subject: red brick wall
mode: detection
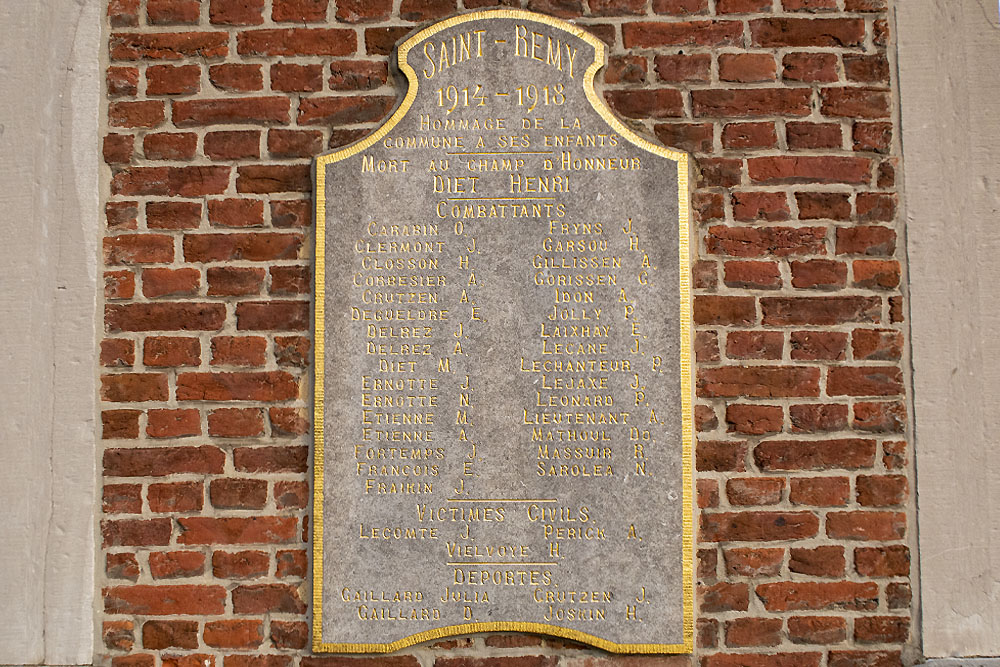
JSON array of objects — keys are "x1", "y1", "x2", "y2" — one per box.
[{"x1": 100, "y1": 0, "x2": 910, "y2": 666}]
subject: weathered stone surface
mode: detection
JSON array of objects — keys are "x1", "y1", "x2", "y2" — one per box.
[{"x1": 315, "y1": 9, "x2": 690, "y2": 653}]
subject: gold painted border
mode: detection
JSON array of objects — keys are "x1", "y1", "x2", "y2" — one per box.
[{"x1": 313, "y1": 8, "x2": 694, "y2": 655}]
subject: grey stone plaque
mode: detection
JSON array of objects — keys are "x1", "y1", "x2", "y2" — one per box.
[{"x1": 313, "y1": 9, "x2": 693, "y2": 654}]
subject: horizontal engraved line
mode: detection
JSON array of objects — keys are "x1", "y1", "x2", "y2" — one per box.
[
  {"x1": 446, "y1": 196, "x2": 556, "y2": 201},
  {"x1": 446, "y1": 562, "x2": 558, "y2": 566},
  {"x1": 446, "y1": 498, "x2": 557, "y2": 503},
  {"x1": 446, "y1": 151, "x2": 552, "y2": 155}
]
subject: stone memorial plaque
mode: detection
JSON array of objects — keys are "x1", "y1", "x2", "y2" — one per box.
[{"x1": 313, "y1": 9, "x2": 693, "y2": 653}]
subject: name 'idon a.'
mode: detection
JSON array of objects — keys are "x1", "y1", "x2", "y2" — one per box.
[{"x1": 421, "y1": 25, "x2": 579, "y2": 79}]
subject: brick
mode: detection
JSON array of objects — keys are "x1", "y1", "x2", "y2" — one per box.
[
  {"x1": 722, "y1": 122, "x2": 777, "y2": 149},
  {"x1": 855, "y1": 616, "x2": 909, "y2": 643},
  {"x1": 723, "y1": 261, "x2": 781, "y2": 289},
  {"x1": 102, "y1": 339, "x2": 135, "y2": 367},
  {"x1": 698, "y1": 479, "x2": 720, "y2": 508},
  {"x1": 821, "y1": 87, "x2": 891, "y2": 119},
  {"x1": 756, "y1": 581, "x2": 878, "y2": 611},
  {"x1": 789, "y1": 476, "x2": 849, "y2": 506},
  {"x1": 694, "y1": 193, "x2": 725, "y2": 222},
  {"x1": 854, "y1": 401, "x2": 906, "y2": 432},
  {"x1": 726, "y1": 331, "x2": 783, "y2": 360},
  {"x1": 836, "y1": 226, "x2": 895, "y2": 255},
  {"x1": 693, "y1": 89, "x2": 811, "y2": 118},
  {"x1": 103, "y1": 519, "x2": 172, "y2": 547},
  {"x1": 148, "y1": 481, "x2": 203, "y2": 513},
  {"x1": 232, "y1": 583, "x2": 307, "y2": 613},
  {"x1": 173, "y1": 97, "x2": 290, "y2": 126},
  {"x1": 604, "y1": 89, "x2": 685, "y2": 120},
  {"x1": 694, "y1": 295, "x2": 755, "y2": 325},
  {"x1": 604, "y1": 55, "x2": 647, "y2": 84},
  {"x1": 209, "y1": 0, "x2": 265, "y2": 25},
  {"x1": 208, "y1": 408, "x2": 265, "y2": 437},
  {"x1": 109, "y1": 0, "x2": 140, "y2": 27},
  {"x1": 271, "y1": 63, "x2": 323, "y2": 93},
  {"x1": 271, "y1": 200, "x2": 311, "y2": 228},
  {"x1": 726, "y1": 404, "x2": 783, "y2": 435},
  {"x1": 796, "y1": 192, "x2": 851, "y2": 220},
  {"x1": 703, "y1": 654, "x2": 821, "y2": 667},
  {"x1": 104, "y1": 134, "x2": 134, "y2": 164},
  {"x1": 276, "y1": 549, "x2": 308, "y2": 578},
  {"x1": 213, "y1": 550, "x2": 269, "y2": 579},
  {"x1": 654, "y1": 123, "x2": 714, "y2": 153},
  {"x1": 238, "y1": 28, "x2": 356, "y2": 56},
  {"x1": 791, "y1": 260, "x2": 848, "y2": 289},
  {"x1": 234, "y1": 445, "x2": 308, "y2": 472},
  {"x1": 696, "y1": 440, "x2": 748, "y2": 472},
  {"x1": 732, "y1": 192, "x2": 789, "y2": 221},
  {"x1": 103, "y1": 410, "x2": 141, "y2": 440},
  {"x1": 365, "y1": 27, "x2": 412, "y2": 55},
  {"x1": 210, "y1": 478, "x2": 268, "y2": 509},
  {"x1": 790, "y1": 545, "x2": 845, "y2": 577},
  {"x1": 855, "y1": 545, "x2": 909, "y2": 578},
  {"x1": 762, "y1": 296, "x2": 880, "y2": 325},
  {"x1": 828, "y1": 366, "x2": 903, "y2": 396},
  {"x1": 142, "y1": 619, "x2": 199, "y2": 649},
  {"x1": 844, "y1": 54, "x2": 890, "y2": 84},
  {"x1": 142, "y1": 268, "x2": 200, "y2": 298},
  {"x1": 110, "y1": 101, "x2": 165, "y2": 128},
  {"x1": 103, "y1": 620, "x2": 135, "y2": 650},
  {"x1": 699, "y1": 582, "x2": 749, "y2": 612},
  {"x1": 144, "y1": 132, "x2": 198, "y2": 160},
  {"x1": 275, "y1": 481, "x2": 309, "y2": 509},
  {"x1": 706, "y1": 225, "x2": 827, "y2": 257},
  {"x1": 699, "y1": 548, "x2": 719, "y2": 581},
  {"x1": 717, "y1": 0, "x2": 771, "y2": 11},
  {"x1": 790, "y1": 331, "x2": 847, "y2": 360},
  {"x1": 854, "y1": 122, "x2": 893, "y2": 153},
  {"x1": 147, "y1": 408, "x2": 201, "y2": 438},
  {"x1": 146, "y1": 201, "x2": 201, "y2": 230},
  {"x1": 177, "y1": 371, "x2": 298, "y2": 401},
  {"x1": 184, "y1": 232, "x2": 302, "y2": 262},
  {"x1": 856, "y1": 475, "x2": 908, "y2": 507},
  {"x1": 177, "y1": 517, "x2": 298, "y2": 545},
  {"x1": 853, "y1": 259, "x2": 900, "y2": 289},
  {"x1": 268, "y1": 408, "x2": 309, "y2": 435},
  {"x1": 400, "y1": 0, "x2": 457, "y2": 20},
  {"x1": 273, "y1": 0, "x2": 328, "y2": 21},
  {"x1": 789, "y1": 404, "x2": 848, "y2": 432},
  {"x1": 236, "y1": 301, "x2": 310, "y2": 330},
  {"x1": 623, "y1": 21, "x2": 743, "y2": 48},
  {"x1": 111, "y1": 166, "x2": 230, "y2": 197},
  {"x1": 270, "y1": 620, "x2": 309, "y2": 649},
  {"x1": 886, "y1": 583, "x2": 910, "y2": 610},
  {"x1": 210, "y1": 63, "x2": 263, "y2": 92},
  {"x1": 205, "y1": 130, "x2": 261, "y2": 160},
  {"x1": 270, "y1": 265, "x2": 311, "y2": 294},
  {"x1": 783, "y1": 52, "x2": 839, "y2": 82},
  {"x1": 701, "y1": 511, "x2": 818, "y2": 541},
  {"x1": 101, "y1": 373, "x2": 168, "y2": 402},
  {"x1": 724, "y1": 617, "x2": 782, "y2": 647},
  {"x1": 237, "y1": 165, "x2": 311, "y2": 193},
  {"x1": 110, "y1": 32, "x2": 229, "y2": 60},
  {"x1": 882, "y1": 441, "x2": 907, "y2": 470},
  {"x1": 207, "y1": 267, "x2": 267, "y2": 296},
  {"x1": 107, "y1": 553, "x2": 140, "y2": 581},
  {"x1": 143, "y1": 336, "x2": 201, "y2": 367},
  {"x1": 788, "y1": 616, "x2": 847, "y2": 644},
  {"x1": 787, "y1": 122, "x2": 842, "y2": 150},
  {"x1": 328, "y1": 60, "x2": 388, "y2": 92},
  {"x1": 166, "y1": 657, "x2": 224, "y2": 667},
  {"x1": 208, "y1": 199, "x2": 264, "y2": 228},
  {"x1": 852, "y1": 329, "x2": 902, "y2": 361},
  {"x1": 204, "y1": 620, "x2": 264, "y2": 649},
  {"x1": 105, "y1": 186, "x2": 139, "y2": 213},
  {"x1": 749, "y1": 156, "x2": 871, "y2": 184},
  {"x1": 336, "y1": 0, "x2": 391, "y2": 21},
  {"x1": 147, "y1": 64, "x2": 200, "y2": 95},
  {"x1": 653, "y1": 0, "x2": 708, "y2": 13},
  {"x1": 654, "y1": 54, "x2": 711, "y2": 83},
  {"x1": 723, "y1": 547, "x2": 783, "y2": 577},
  {"x1": 104, "y1": 484, "x2": 143, "y2": 514},
  {"x1": 104, "y1": 446, "x2": 225, "y2": 477},
  {"x1": 268, "y1": 129, "x2": 323, "y2": 158},
  {"x1": 726, "y1": 477, "x2": 784, "y2": 505},
  {"x1": 784, "y1": 0, "x2": 837, "y2": 9},
  {"x1": 695, "y1": 331, "x2": 720, "y2": 362},
  {"x1": 756, "y1": 439, "x2": 875, "y2": 471},
  {"x1": 719, "y1": 54, "x2": 776, "y2": 82},
  {"x1": 105, "y1": 585, "x2": 226, "y2": 615},
  {"x1": 829, "y1": 651, "x2": 902, "y2": 667},
  {"x1": 698, "y1": 366, "x2": 820, "y2": 398},
  {"x1": 827, "y1": 511, "x2": 906, "y2": 540},
  {"x1": 113, "y1": 657, "x2": 155, "y2": 667},
  {"x1": 107, "y1": 303, "x2": 225, "y2": 332},
  {"x1": 149, "y1": 551, "x2": 206, "y2": 579},
  {"x1": 104, "y1": 234, "x2": 173, "y2": 265},
  {"x1": 751, "y1": 18, "x2": 865, "y2": 47},
  {"x1": 105, "y1": 271, "x2": 136, "y2": 299},
  {"x1": 274, "y1": 336, "x2": 310, "y2": 366},
  {"x1": 211, "y1": 336, "x2": 267, "y2": 366},
  {"x1": 698, "y1": 158, "x2": 742, "y2": 187}
]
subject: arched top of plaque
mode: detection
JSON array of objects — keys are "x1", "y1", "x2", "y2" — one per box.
[{"x1": 314, "y1": 8, "x2": 693, "y2": 657}]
